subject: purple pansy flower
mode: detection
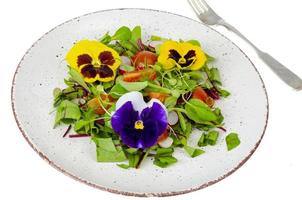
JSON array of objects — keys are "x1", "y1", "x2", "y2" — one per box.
[{"x1": 111, "y1": 92, "x2": 168, "y2": 149}]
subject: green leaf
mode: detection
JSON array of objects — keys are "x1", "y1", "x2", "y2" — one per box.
[
  {"x1": 207, "y1": 130, "x2": 219, "y2": 146},
  {"x1": 128, "y1": 153, "x2": 141, "y2": 168},
  {"x1": 99, "y1": 32, "x2": 112, "y2": 44},
  {"x1": 119, "y1": 80, "x2": 148, "y2": 91},
  {"x1": 186, "y1": 40, "x2": 201, "y2": 47},
  {"x1": 117, "y1": 163, "x2": 131, "y2": 169},
  {"x1": 215, "y1": 86, "x2": 231, "y2": 98},
  {"x1": 226, "y1": 133, "x2": 241, "y2": 151},
  {"x1": 153, "y1": 156, "x2": 177, "y2": 168},
  {"x1": 177, "y1": 112, "x2": 187, "y2": 133},
  {"x1": 209, "y1": 68, "x2": 221, "y2": 85},
  {"x1": 111, "y1": 26, "x2": 132, "y2": 41},
  {"x1": 184, "y1": 146, "x2": 205, "y2": 158},
  {"x1": 146, "y1": 82, "x2": 171, "y2": 94},
  {"x1": 187, "y1": 71, "x2": 204, "y2": 80},
  {"x1": 185, "y1": 99, "x2": 218, "y2": 123},
  {"x1": 156, "y1": 147, "x2": 174, "y2": 156},
  {"x1": 206, "y1": 54, "x2": 216, "y2": 62},
  {"x1": 55, "y1": 100, "x2": 81, "y2": 126},
  {"x1": 68, "y1": 68, "x2": 90, "y2": 92},
  {"x1": 164, "y1": 96, "x2": 178, "y2": 109},
  {"x1": 198, "y1": 133, "x2": 207, "y2": 147},
  {"x1": 109, "y1": 83, "x2": 128, "y2": 98},
  {"x1": 131, "y1": 26, "x2": 141, "y2": 44},
  {"x1": 150, "y1": 35, "x2": 162, "y2": 41},
  {"x1": 119, "y1": 40, "x2": 138, "y2": 53},
  {"x1": 93, "y1": 137, "x2": 127, "y2": 162}
]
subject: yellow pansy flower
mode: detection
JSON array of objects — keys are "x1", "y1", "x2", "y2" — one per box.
[
  {"x1": 158, "y1": 40, "x2": 207, "y2": 70},
  {"x1": 66, "y1": 40, "x2": 121, "y2": 83}
]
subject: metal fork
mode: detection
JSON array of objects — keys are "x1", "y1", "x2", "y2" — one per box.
[{"x1": 188, "y1": 0, "x2": 302, "y2": 90}]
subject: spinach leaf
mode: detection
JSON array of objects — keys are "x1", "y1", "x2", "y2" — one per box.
[
  {"x1": 93, "y1": 137, "x2": 127, "y2": 162},
  {"x1": 111, "y1": 26, "x2": 132, "y2": 41},
  {"x1": 184, "y1": 146, "x2": 205, "y2": 158},
  {"x1": 153, "y1": 156, "x2": 177, "y2": 168},
  {"x1": 226, "y1": 133, "x2": 240, "y2": 151},
  {"x1": 109, "y1": 83, "x2": 128, "y2": 98},
  {"x1": 130, "y1": 26, "x2": 142, "y2": 45},
  {"x1": 119, "y1": 80, "x2": 148, "y2": 92},
  {"x1": 54, "y1": 100, "x2": 81, "y2": 127},
  {"x1": 185, "y1": 99, "x2": 218, "y2": 123}
]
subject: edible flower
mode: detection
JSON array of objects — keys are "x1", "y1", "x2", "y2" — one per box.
[
  {"x1": 111, "y1": 92, "x2": 168, "y2": 149},
  {"x1": 158, "y1": 40, "x2": 207, "y2": 70},
  {"x1": 66, "y1": 40, "x2": 121, "y2": 83}
]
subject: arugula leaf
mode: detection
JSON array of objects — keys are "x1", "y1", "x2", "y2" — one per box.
[
  {"x1": 68, "y1": 68, "x2": 90, "y2": 92},
  {"x1": 226, "y1": 133, "x2": 240, "y2": 151},
  {"x1": 164, "y1": 96, "x2": 178, "y2": 109},
  {"x1": 99, "y1": 32, "x2": 112, "y2": 44},
  {"x1": 111, "y1": 26, "x2": 132, "y2": 41},
  {"x1": 119, "y1": 40, "x2": 138, "y2": 53},
  {"x1": 54, "y1": 100, "x2": 81, "y2": 127},
  {"x1": 209, "y1": 68, "x2": 221, "y2": 85},
  {"x1": 186, "y1": 40, "x2": 201, "y2": 47},
  {"x1": 153, "y1": 156, "x2": 177, "y2": 168},
  {"x1": 93, "y1": 137, "x2": 127, "y2": 162},
  {"x1": 185, "y1": 99, "x2": 218, "y2": 123},
  {"x1": 109, "y1": 83, "x2": 128, "y2": 98},
  {"x1": 74, "y1": 109, "x2": 97, "y2": 133},
  {"x1": 119, "y1": 80, "x2": 148, "y2": 91},
  {"x1": 184, "y1": 146, "x2": 205, "y2": 158}
]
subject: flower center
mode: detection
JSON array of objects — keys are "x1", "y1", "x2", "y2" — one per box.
[
  {"x1": 134, "y1": 120, "x2": 144, "y2": 130},
  {"x1": 178, "y1": 57, "x2": 186, "y2": 64},
  {"x1": 92, "y1": 60, "x2": 101, "y2": 68}
]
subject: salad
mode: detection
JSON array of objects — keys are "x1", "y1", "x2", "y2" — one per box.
[{"x1": 53, "y1": 26, "x2": 240, "y2": 169}]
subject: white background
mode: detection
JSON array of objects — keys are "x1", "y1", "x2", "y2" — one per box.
[{"x1": 1, "y1": 0, "x2": 302, "y2": 199}]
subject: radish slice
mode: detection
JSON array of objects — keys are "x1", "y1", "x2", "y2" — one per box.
[
  {"x1": 168, "y1": 111, "x2": 178, "y2": 125},
  {"x1": 120, "y1": 56, "x2": 131, "y2": 66},
  {"x1": 158, "y1": 137, "x2": 173, "y2": 148}
]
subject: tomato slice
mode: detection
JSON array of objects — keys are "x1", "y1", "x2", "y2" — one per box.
[
  {"x1": 148, "y1": 92, "x2": 169, "y2": 102},
  {"x1": 131, "y1": 51, "x2": 158, "y2": 70},
  {"x1": 123, "y1": 68, "x2": 156, "y2": 82},
  {"x1": 192, "y1": 86, "x2": 208, "y2": 102},
  {"x1": 157, "y1": 129, "x2": 169, "y2": 143},
  {"x1": 87, "y1": 94, "x2": 113, "y2": 115}
]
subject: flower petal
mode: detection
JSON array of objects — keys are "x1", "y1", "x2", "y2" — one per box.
[
  {"x1": 111, "y1": 101, "x2": 139, "y2": 134},
  {"x1": 140, "y1": 102, "x2": 168, "y2": 137},
  {"x1": 115, "y1": 91, "x2": 147, "y2": 114},
  {"x1": 99, "y1": 51, "x2": 115, "y2": 66}
]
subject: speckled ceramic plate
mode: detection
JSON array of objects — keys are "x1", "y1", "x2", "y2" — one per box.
[{"x1": 11, "y1": 8, "x2": 268, "y2": 197}]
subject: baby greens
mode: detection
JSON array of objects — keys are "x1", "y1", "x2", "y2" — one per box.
[{"x1": 52, "y1": 25, "x2": 239, "y2": 169}]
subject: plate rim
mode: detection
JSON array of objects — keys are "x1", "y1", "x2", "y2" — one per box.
[{"x1": 11, "y1": 8, "x2": 269, "y2": 197}]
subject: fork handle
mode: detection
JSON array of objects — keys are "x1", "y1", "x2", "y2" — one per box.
[{"x1": 218, "y1": 20, "x2": 302, "y2": 90}]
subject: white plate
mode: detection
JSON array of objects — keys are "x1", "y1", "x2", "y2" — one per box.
[{"x1": 11, "y1": 9, "x2": 268, "y2": 197}]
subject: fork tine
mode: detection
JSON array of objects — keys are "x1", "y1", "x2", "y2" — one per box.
[
  {"x1": 188, "y1": 0, "x2": 207, "y2": 15},
  {"x1": 194, "y1": 0, "x2": 210, "y2": 12},
  {"x1": 188, "y1": 0, "x2": 202, "y2": 15}
]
